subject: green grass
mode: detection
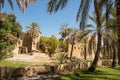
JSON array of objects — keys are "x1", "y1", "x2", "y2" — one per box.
[
  {"x1": 61, "y1": 66, "x2": 120, "y2": 80},
  {"x1": 0, "y1": 60, "x2": 57, "y2": 67}
]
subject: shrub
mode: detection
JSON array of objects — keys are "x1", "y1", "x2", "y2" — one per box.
[
  {"x1": 56, "y1": 52, "x2": 66, "y2": 64},
  {"x1": 39, "y1": 35, "x2": 60, "y2": 57}
]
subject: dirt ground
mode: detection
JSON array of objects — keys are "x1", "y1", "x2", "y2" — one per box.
[{"x1": 7, "y1": 52, "x2": 56, "y2": 62}]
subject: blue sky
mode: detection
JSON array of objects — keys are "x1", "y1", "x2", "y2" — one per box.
[{"x1": 2, "y1": 0, "x2": 93, "y2": 38}]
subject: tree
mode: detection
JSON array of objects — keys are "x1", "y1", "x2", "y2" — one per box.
[
  {"x1": 115, "y1": 0, "x2": 120, "y2": 65},
  {"x1": 79, "y1": 5, "x2": 116, "y2": 70},
  {"x1": 59, "y1": 40, "x2": 68, "y2": 52},
  {"x1": 48, "y1": 35, "x2": 60, "y2": 56},
  {"x1": 0, "y1": 12, "x2": 22, "y2": 59},
  {"x1": 47, "y1": 0, "x2": 113, "y2": 71},
  {"x1": 59, "y1": 23, "x2": 69, "y2": 39},
  {"x1": 105, "y1": 6, "x2": 117, "y2": 67},
  {"x1": 39, "y1": 36, "x2": 49, "y2": 53},
  {"x1": 0, "y1": 0, "x2": 36, "y2": 13},
  {"x1": 26, "y1": 22, "x2": 41, "y2": 39},
  {"x1": 68, "y1": 27, "x2": 78, "y2": 60},
  {"x1": 40, "y1": 35, "x2": 60, "y2": 57},
  {"x1": 81, "y1": 37, "x2": 88, "y2": 60}
]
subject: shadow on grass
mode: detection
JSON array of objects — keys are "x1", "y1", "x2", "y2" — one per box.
[
  {"x1": 114, "y1": 66, "x2": 120, "y2": 71},
  {"x1": 61, "y1": 67, "x2": 120, "y2": 80}
]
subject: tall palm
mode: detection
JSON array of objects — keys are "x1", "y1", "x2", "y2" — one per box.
[
  {"x1": 27, "y1": 22, "x2": 41, "y2": 38},
  {"x1": 68, "y1": 27, "x2": 78, "y2": 60},
  {"x1": 106, "y1": 6, "x2": 117, "y2": 67},
  {"x1": 79, "y1": 8, "x2": 114, "y2": 71},
  {"x1": 47, "y1": 0, "x2": 112, "y2": 71},
  {"x1": 59, "y1": 23, "x2": 69, "y2": 39},
  {"x1": 115, "y1": 0, "x2": 120, "y2": 65},
  {"x1": 87, "y1": 0, "x2": 114, "y2": 71},
  {"x1": 81, "y1": 37, "x2": 88, "y2": 60},
  {"x1": 0, "y1": 0, "x2": 36, "y2": 13}
]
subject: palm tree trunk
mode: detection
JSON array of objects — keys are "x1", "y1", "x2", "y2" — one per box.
[
  {"x1": 111, "y1": 44, "x2": 117, "y2": 67},
  {"x1": 88, "y1": 29, "x2": 101, "y2": 71},
  {"x1": 70, "y1": 37, "x2": 75, "y2": 60},
  {"x1": 88, "y1": 0, "x2": 101, "y2": 72},
  {"x1": 84, "y1": 46, "x2": 87, "y2": 60},
  {"x1": 116, "y1": 0, "x2": 120, "y2": 65}
]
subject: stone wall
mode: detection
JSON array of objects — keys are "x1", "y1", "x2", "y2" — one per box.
[
  {"x1": 0, "y1": 65, "x2": 51, "y2": 79},
  {"x1": 0, "y1": 60, "x2": 112, "y2": 79},
  {"x1": 67, "y1": 41, "x2": 95, "y2": 60}
]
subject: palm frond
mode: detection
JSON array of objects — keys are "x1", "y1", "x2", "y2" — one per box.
[
  {"x1": 107, "y1": 31, "x2": 117, "y2": 44},
  {"x1": 78, "y1": 30, "x2": 92, "y2": 42},
  {"x1": 99, "y1": 0, "x2": 108, "y2": 9},
  {"x1": 55, "y1": 0, "x2": 68, "y2": 12},
  {"x1": 47, "y1": 0, "x2": 68, "y2": 14},
  {"x1": 47, "y1": 0, "x2": 57, "y2": 14},
  {"x1": 84, "y1": 24, "x2": 96, "y2": 30},
  {"x1": 0, "y1": 0, "x2": 36, "y2": 13},
  {"x1": 8, "y1": 0, "x2": 13, "y2": 10},
  {"x1": 78, "y1": 0, "x2": 92, "y2": 30},
  {"x1": 0, "y1": 0, "x2": 4, "y2": 10},
  {"x1": 100, "y1": 13, "x2": 106, "y2": 25},
  {"x1": 76, "y1": 0, "x2": 85, "y2": 21},
  {"x1": 88, "y1": 14, "x2": 97, "y2": 24}
]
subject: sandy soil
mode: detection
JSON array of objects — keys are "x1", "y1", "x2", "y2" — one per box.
[{"x1": 6, "y1": 52, "x2": 56, "y2": 62}]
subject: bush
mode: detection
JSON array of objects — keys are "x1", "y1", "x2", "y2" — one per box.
[
  {"x1": 0, "y1": 13, "x2": 22, "y2": 59},
  {"x1": 56, "y1": 52, "x2": 66, "y2": 64},
  {"x1": 59, "y1": 40, "x2": 68, "y2": 52},
  {"x1": 39, "y1": 35, "x2": 60, "y2": 57}
]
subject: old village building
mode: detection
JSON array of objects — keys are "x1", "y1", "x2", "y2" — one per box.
[{"x1": 13, "y1": 32, "x2": 40, "y2": 54}]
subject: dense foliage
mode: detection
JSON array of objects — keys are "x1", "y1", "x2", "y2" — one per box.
[
  {"x1": 59, "y1": 40, "x2": 68, "y2": 52},
  {"x1": 0, "y1": 12, "x2": 22, "y2": 59},
  {"x1": 40, "y1": 35, "x2": 59, "y2": 57}
]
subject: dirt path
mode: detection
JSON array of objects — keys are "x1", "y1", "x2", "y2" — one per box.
[{"x1": 7, "y1": 52, "x2": 56, "y2": 62}]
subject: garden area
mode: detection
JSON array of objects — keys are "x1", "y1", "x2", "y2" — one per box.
[{"x1": 0, "y1": 0, "x2": 120, "y2": 80}]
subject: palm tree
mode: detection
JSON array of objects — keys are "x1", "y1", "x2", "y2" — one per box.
[
  {"x1": 0, "y1": 0, "x2": 36, "y2": 13},
  {"x1": 115, "y1": 0, "x2": 120, "y2": 65},
  {"x1": 79, "y1": 7, "x2": 116, "y2": 71},
  {"x1": 27, "y1": 22, "x2": 41, "y2": 38},
  {"x1": 106, "y1": 6, "x2": 117, "y2": 67},
  {"x1": 87, "y1": 0, "x2": 114, "y2": 71},
  {"x1": 47, "y1": 0, "x2": 113, "y2": 71},
  {"x1": 59, "y1": 23, "x2": 69, "y2": 39},
  {"x1": 81, "y1": 37, "x2": 88, "y2": 60},
  {"x1": 67, "y1": 27, "x2": 78, "y2": 60}
]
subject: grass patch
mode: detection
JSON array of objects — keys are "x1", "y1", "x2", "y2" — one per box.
[
  {"x1": 0, "y1": 60, "x2": 57, "y2": 67},
  {"x1": 61, "y1": 66, "x2": 120, "y2": 80}
]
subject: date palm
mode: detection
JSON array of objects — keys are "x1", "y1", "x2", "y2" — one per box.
[
  {"x1": 79, "y1": 7, "x2": 116, "y2": 71},
  {"x1": 68, "y1": 27, "x2": 78, "y2": 60},
  {"x1": 27, "y1": 22, "x2": 41, "y2": 38},
  {"x1": 59, "y1": 23, "x2": 69, "y2": 39},
  {"x1": 47, "y1": 0, "x2": 113, "y2": 71},
  {"x1": 81, "y1": 37, "x2": 88, "y2": 60},
  {"x1": 105, "y1": 6, "x2": 117, "y2": 67}
]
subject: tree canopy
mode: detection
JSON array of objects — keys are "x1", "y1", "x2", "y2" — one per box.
[{"x1": 0, "y1": 12, "x2": 22, "y2": 59}]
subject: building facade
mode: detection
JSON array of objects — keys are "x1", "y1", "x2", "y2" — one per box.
[{"x1": 13, "y1": 33, "x2": 40, "y2": 54}]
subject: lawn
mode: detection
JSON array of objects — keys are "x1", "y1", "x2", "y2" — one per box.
[
  {"x1": 61, "y1": 66, "x2": 120, "y2": 80},
  {"x1": 0, "y1": 60, "x2": 56, "y2": 67}
]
